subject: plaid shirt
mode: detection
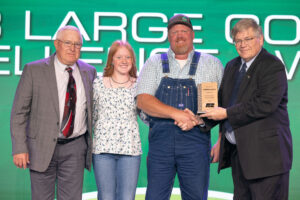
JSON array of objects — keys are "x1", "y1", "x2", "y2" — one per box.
[{"x1": 137, "y1": 48, "x2": 224, "y2": 96}]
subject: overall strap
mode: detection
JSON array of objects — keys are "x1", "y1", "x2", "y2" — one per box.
[
  {"x1": 161, "y1": 53, "x2": 170, "y2": 73},
  {"x1": 188, "y1": 51, "x2": 201, "y2": 76}
]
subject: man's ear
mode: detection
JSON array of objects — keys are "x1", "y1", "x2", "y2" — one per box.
[{"x1": 54, "y1": 40, "x2": 58, "y2": 49}]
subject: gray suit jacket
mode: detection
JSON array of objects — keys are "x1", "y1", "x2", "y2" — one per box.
[{"x1": 10, "y1": 54, "x2": 97, "y2": 172}]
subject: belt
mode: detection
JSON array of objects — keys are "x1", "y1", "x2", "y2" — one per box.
[{"x1": 57, "y1": 134, "x2": 84, "y2": 145}]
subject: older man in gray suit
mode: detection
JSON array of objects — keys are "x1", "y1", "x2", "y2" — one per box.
[{"x1": 10, "y1": 25, "x2": 97, "y2": 200}]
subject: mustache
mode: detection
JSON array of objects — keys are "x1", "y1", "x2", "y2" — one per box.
[{"x1": 176, "y1": 37, "x2": 185, "y2": 42}]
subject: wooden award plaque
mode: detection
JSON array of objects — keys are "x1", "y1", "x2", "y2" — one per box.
[{"x1": 197, "y1": 82, "x2": 218, "y2": 114}]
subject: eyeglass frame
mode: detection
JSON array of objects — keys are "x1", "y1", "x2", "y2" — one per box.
[
  {"x1": 233, "y1": 37, "x2": 257, "y2": 46},
  {"x1": 57, "y1": 39, "x2": 82, "y2": 49}
]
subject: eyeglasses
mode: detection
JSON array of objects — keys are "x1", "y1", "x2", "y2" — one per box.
[
  {"x1": 234, "y1": 37, "x2": 255, "y2": 46},
  {"x1": 57, "y1": 39, "x2": 82, "y2": 49},
  {"x1": 170, "y1": 30, "x2": 190, "y2": 36}
]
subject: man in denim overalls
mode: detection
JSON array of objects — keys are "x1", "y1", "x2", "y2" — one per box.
[{"x1": 137, "y1": 14, "x2": 224, "y2": 200}]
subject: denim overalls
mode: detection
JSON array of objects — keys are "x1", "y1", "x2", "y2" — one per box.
[{"x1": 146, "y1": 52, "x2": 210, "y2": 200}]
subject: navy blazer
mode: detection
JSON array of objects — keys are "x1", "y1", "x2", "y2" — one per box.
[{"x1": 207, "y1": 48, "x2": 293, "y2": 180}]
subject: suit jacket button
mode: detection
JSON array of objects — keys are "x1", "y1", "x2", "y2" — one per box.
[{"x1": 53, "y1": 138, "x2": 57, "y2": 142}]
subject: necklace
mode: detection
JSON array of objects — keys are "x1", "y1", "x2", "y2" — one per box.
[
  {"x1": 110, "y1": 76, "x2": 130, "y2": 84},
  {"x1": 109, "y1": 77, "x2": 133, "y2": 89}
]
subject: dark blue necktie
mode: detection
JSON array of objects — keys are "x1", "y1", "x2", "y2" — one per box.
[{"x1": 224, "y1": 63, "x2": 247, "y2": 132}]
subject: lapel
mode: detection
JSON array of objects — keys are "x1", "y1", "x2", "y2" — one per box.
[
  {"x1": 224, "y1": 59, "x2": 241, "y2": 105},
  {"x1": 43, "y1": 54, "x2": 60, "y2": 119},
  {"x1": 77, "y1": 61, "x2": 91, "y2": 110},
  {"x1": 237, "y1": 48, "x2": 265, "y2": 100}
]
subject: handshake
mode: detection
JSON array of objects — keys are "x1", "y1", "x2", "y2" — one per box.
[{"x1": 173, "y1": 108, "x2": 204, "y2": 131}]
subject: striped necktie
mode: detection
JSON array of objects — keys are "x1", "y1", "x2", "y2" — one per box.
[{"x1": 61, "y1": 67, "x2": 77, "y2": 138}]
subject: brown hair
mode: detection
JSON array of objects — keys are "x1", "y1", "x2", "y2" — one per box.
[
  {"x1": 231, "y1": 18, "x2": 263, "y2": 41},
  {"x1": 103, "y1": 40, "x2": 137, "y2": 78}
]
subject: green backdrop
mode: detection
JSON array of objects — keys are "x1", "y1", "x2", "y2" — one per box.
[{"x1": 0, "y1": 0, "x2": 299, "y2": 199}]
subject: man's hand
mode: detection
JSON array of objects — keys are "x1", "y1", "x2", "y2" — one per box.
[
  {"x1": 200, "y1": 107, "x2": 227, "y2": 121},
  {"x1": 13, "y1": 153, "x2": 30, "y2": 169},
  {"x1": 210, "y1": 136, "x2": 221, "y2": 163},
  {"x1": 174, "y1": 108, "x2": 201, "y2": 131}
]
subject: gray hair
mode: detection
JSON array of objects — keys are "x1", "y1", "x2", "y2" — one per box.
[
  {"x1": 231, "y1": 18, "x2": 263, "y2": 41},
  {"x1": 56, "y1": 25, "x2": 83, "y2": 43}
]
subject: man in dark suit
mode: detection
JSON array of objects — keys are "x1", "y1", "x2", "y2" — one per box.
[
  {"x1": 201, "y1": 19, "x2": 293, "y2": 200},
  {"x1": 10, "y1": 26, "x2": 97, "y2": 200}
]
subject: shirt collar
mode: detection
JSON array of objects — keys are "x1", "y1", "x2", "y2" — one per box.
[
  {"x1": 54, "y1": 55, "x2": 76, "y2": 73},
  {"x1": 168, "y1": 47, "x2": 195, "y2": 60},
  {"x1": 241, "y1": 48, "x2": 262, "y2": 69}
]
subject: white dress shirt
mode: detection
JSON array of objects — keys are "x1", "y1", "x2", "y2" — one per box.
[
  {"x1": 54, "y1": 56, "x2": 87, "y2": 138},
  {"x1": 225, "y1": 51, "x2": 260, "y2": 144}
]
